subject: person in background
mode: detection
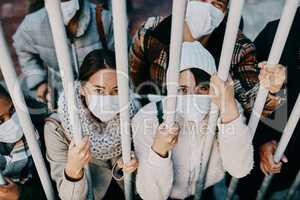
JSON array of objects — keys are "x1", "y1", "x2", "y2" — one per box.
[
  {"x1": 132, "y1": 41, "x2": 254, "y2": 200},
  {"x1": 27, "y1": 0, "x2": 44, "y2": 13},
  {"x1": 0, "y1": 84, "x2": 48, "y2": 200},
  {"x1": 236, "y1": 8, "x2": 300, "y2": 200},
  {"x1": 129, "y1": 0, "x2": 284, "y2": 117},
  {"x1": 14, "y1": 0, "x2": 114, "y2": 104},
  {"x1": 44, "y1": 49, "x2": 139, "y2": 200}
]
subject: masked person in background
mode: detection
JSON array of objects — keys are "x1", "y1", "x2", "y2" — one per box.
[
  {"x1": 132, "y1": 41, "x2": 254, "y2": 200},
  {"x1": 44, "y1": 49, "x2": 139, "y2": 200},
  {"x1": 236, "y1": 8, "x2": 300, "y2": 200},
  {"x1": 13, "y1": 0, "x2": 114, "y2": 104},
  {"x1": 0, "y1": 85, "x2": 48, "y2": 200},
  {"x1": 129, "y1": 0, "x2": 284, "y2": 117}
]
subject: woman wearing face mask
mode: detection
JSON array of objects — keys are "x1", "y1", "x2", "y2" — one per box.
[
  {"x1": 132, "y1": 41, "x2": 254, "y2": 200},
  {"x1": 44, "y1": 49, "x2": 139, "y2": 200},
  {"x1": 0, "y1": 85, "x2": 47, "y2": 200},
  {"x1": 130, "y1": 0, "x2": 282, "y2": 116}
]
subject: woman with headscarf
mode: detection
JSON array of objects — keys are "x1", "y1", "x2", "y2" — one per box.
[
  {"x1": 132, "y1": 41, "x2": 254, "y2": 200},
  {"x1": 44, "y1": 49, "x2": 139, "y2": 200}
]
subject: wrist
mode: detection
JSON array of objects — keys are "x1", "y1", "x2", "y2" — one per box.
[
  {"x1": 65, "y1": 164, "x2": 83, "y2": 180},
  {"x1": 151, "y1": 145, "x2": 168, "y2": 158},
  {"x1": 220, "y1": 100, "x2": 239, "y2": 124}
]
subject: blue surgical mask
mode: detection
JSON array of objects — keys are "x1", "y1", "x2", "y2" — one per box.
[
  {"x1": 0, "y1": 113, "x2": 23, "y2": 143},
  {"x1": 61, "y1": 0, "x2": 80, "y2": 25},
  {"x1": 186, "y1": 1, "x2": 225, "y2": 39}
]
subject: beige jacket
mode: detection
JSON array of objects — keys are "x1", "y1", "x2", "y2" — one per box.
[
  {"x1": 44, "y1": 114, "x2": 122, "y2": 200},
  {"x1": 132, "y1": 99, "x2": 254, "y2": 200}
]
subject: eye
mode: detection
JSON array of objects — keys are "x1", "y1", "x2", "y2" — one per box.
[
  {"x1": 111, "y1": 89, "x2": 119, "y2": 96},
  {"x1": 178, "y1": 87, "x2": 188, "y2": 95},
  {"x1": 94, "y1": 88, "x2": 105, "y2": 95}
]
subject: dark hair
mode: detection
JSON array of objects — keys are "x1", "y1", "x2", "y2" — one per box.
[
  {"x1": 184, "y1": 68, "x2": 211, "y2": 86},
  {"x1": 0, "y1": 84, "x2": 11, "y2": 101},
  {"x1": 79, "y1": 49, "x2": 116, "y2": 82}
]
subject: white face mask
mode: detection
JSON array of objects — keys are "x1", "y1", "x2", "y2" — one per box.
[
  {"x1": 185, "y1": 1, "x2": 225, "y2": 39},
  {"x1": 0, "y1": 112, "x2": 23, "y2": 143},
  {"x1": 176, "y1": 95, "x2": 211, "y2": 123},
  {"x1": 86, "y1": 95, "x2": 120, "y2": 122},
  {"x1": 61, "y1": 0, "x2": 80, "y2": 25}
]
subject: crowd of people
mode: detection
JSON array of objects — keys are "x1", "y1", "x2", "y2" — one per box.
[{"x1": 0, "y1": 0, "x2": 299, "y2": 199}]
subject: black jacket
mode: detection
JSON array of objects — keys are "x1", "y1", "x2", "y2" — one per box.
[{"x1": 237, "y1": 8, "x2": 300, "y2": 197}]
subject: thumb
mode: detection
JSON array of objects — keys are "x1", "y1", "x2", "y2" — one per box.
[{"x1": 281, "y1": 155, "x2": 288, "y2": 163}]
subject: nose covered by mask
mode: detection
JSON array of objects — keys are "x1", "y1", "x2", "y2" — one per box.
[
  {"x1": 176, "y1": 41, "x2": 217, "y2": 123},
  {"x1": 185, "y1": 1, "x2": 225, "y2": 39},
  {"x1": 0, "y1": 112, "x2": 23, "y2": 143},
  {"x1": 61, "y1": 0, "x2": 80, "y2": 25},
  {"x1": 86, "y1": 95, "x2": 120, "y2": 122},
  {"x1": 176, "y1": 95, "x2": 211, "y2": 123}
]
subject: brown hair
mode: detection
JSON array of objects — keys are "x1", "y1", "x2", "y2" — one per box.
[{"x1": 79, "y1": 49, "x2": 116, "y2": 82}]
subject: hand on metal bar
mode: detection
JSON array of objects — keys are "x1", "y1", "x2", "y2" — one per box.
[{"x1": 259, "y1": 140, "x2": 288, "y2": 175}]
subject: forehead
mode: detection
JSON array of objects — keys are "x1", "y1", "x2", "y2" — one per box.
[
  {"x1": 87, "y1": 69, "x2": 117, "y2": 85},
  {"x1": 179, "y1": 70, "x2": 196, "y2": 84}
]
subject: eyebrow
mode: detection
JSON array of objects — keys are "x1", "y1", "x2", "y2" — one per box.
[{"x1": 93, "y1": 85, "x2": 105, "y2": 89}]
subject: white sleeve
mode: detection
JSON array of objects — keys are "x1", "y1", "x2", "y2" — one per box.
[
  {"x1": 133, "y1": 115, "x2": 174, "y2": 200},
  {"x1": 217, "y1": 113, "x2": 254, "y2": 178}
]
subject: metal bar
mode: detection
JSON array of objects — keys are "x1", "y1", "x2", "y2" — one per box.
[
  {"x1": 111, "y1": 0, "x2": 133, "y2": 199},
  {"x1": 43, "y1": 1, "x2": 93, "y2": 199},
  {"x1": 226, "y1": 1, "x2": 299, "y2": 199},
  {"x1": 164, "y1": 0, "x2": 188, "y2": 126},
  {"x1": 287, "y1": 169, "x2": 300, "y2": 200},
  {"x1": 248, "y1": 0, "x2": 299, "y2": 140},
  {"x1": 225, "y1": 177, "x2": 239, "y2": 200},
  {"x1": 256, "y1": 93, "x2": 300, "y2": 200},
  {"x1": 0, "y1": 21, "x2": 55, "y2": 200},
  {"x1": 194, "y1": 0, "x2": 245, "y2": 199}
]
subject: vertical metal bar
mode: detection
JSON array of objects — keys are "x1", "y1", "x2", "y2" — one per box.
[
  {"x1": 0, "y1": 171, "x2": 6, "y2": 185},
  {"x1": 111, "y1": 0, "x2": 133, "y2": 199},
  {"x1": 43, "y1": 0, "x2": 93, "y2": 199},
  {"x1": 248, "y1": 0, "x2": 299, "y2": 140},
  {"x1": 225, "y1": 177, "x2": 239, "y2": 200},
  {"x1": 287, "y1": 169, "x2": 300, "y2": 200},
  {"x1": 194, "y1": 0, "x2": 245, "y2": 199},
  {"x1": 164, "y1": 0, "x2": 188, "y2": 126},
  {"x1": 256, "y1": 93, "x2": 300, "y2": 200},
  {"x1": 0, "y1": 21, "x2": 55, "y2": 200},
  {"x1": 226, "y1": 1, "x2": 299, "y2": 199}
]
